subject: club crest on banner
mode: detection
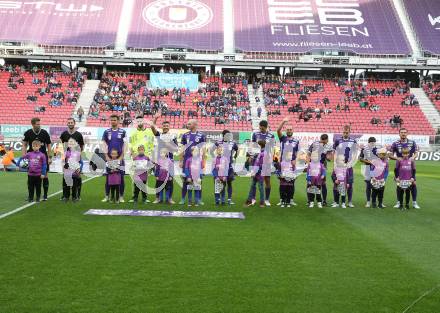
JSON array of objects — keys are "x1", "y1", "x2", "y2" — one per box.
[{"x1": 143, "y1": 0, "x2": 213, "y2": 31}]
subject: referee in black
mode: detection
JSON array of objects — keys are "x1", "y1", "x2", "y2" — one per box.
[
  {"x1": 60, "y1": 117, "x2": 85, "y2": 200},
  {"x1": 22, "y1": 117, "x2": 52, "y2": 201}
]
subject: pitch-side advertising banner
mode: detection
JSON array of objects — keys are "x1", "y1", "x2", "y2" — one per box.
[
  {"x1": 0, "y1": 124, "x2": 50, "y2": 138},
  {"x1": 234, "y1": 0, "x2": 410, "y2": 54}
]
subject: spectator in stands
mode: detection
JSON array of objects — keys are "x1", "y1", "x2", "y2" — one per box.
[
  {"x1": 8, "y1": 81, "x2": 17, "y2": 89},
  {"x1": 35, "y1": 106, "x2": 46, "y2": 113},
  {"x1": 369, "y1": 103, "x2": 380, "y2": 112},
  {"x1": 391, "y1": 115, "x2": 402, "y2": 128},
  {"x1": 371, "y1": 117, "x2": 381, "y2": 125},
  {"x1": 316, "y1": 111, "x2": 322, "y2": 120},
  {"x1": 27, "y1": 94, "x2": 37, "y2": 103},
  {"x1": 323, "y1": 108, "x2": 332, "y2": 115},
  {"x1": 77, "y1": 106, "x2": 84, "y2": 122}
]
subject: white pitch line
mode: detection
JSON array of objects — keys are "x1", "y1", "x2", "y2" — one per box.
[
  {"x1": 402, "y1": 283, "x2": 440, "y2": 313},
  {"x1": 0, "y1": 176, "x2": 96, "y2": 220}
]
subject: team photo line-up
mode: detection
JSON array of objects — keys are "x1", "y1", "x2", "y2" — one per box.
[{"x1": 18, "y1": 113, "x2": 420, "y2": 210}]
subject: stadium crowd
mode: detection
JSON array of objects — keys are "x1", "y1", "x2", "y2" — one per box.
[{"x1": 88, "y1": 72, "x2": 251, "y2": 127}]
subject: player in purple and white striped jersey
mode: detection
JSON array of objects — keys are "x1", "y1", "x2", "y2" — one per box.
[
  {"x1": 251, "y1": 120, "x2": 275, "y2": 206},
  {"x1": 151, "y1": 113, "x2": 178, "y2": 204},
  {"x1": 307, "y1": 134, "x2": 333, "y2": 206},
  {"x1": 277, "y1": 117, "x2": 300, "y2": 206},
  {"x1": 213, "y1": 130, "x2": 239, "y2": 205},
  {"x1": 332, "y1": 125, "x2": 358, "y2": 208}
]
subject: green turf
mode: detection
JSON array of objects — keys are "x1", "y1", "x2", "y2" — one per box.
[{"x1": 0, "y1": 162, "x2": 440, "y2": 313}]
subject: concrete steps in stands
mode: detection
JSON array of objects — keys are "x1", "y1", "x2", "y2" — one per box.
[
  {"x1": 75, "y1": 80, "x2": 100, "y2": 127},
  {"x1": 248, "y1": 85, "x2": 266, "y2": 131},
  {"x1": 411, "y1": 88, "x2": 440, "y2": 132}
]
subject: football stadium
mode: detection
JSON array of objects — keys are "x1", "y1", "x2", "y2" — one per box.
[{"x1": 1, "y1": 0, "x2": 440, "y2": 312}]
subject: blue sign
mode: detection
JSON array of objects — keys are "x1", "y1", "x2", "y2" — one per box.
[{"x1": 150, "y1": 73, "x2": 199, "y2": 90}]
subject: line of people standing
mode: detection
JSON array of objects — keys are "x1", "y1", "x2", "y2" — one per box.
[{"x1": 19, "y1": 116, "x2": 421, "y2": 210}]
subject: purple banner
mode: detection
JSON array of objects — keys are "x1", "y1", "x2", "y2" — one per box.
[
  {"x1": 403, "y1": 0, "x2": 440, "y2": 55},
  {"x1": 85, "y1": 209, "x2": 245, "y2": 219},
  {"x1": 127, "y1": 0, "x2": 223, "y2": 50},
  {"x1": 234, "y1": 0, "x2": 410, "y2": 55},
  {"x1": 0, "y1": 0, "x2": 123, "y2": 46}
]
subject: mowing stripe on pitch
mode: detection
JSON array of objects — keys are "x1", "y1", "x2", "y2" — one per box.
[{"x1": 0, "y1": 176, "x2": 96, "y2": 220}]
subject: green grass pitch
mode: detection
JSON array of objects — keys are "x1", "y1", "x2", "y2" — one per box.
[{"x1": 1, "y1": 161, "x2": 440, "y2": 313}]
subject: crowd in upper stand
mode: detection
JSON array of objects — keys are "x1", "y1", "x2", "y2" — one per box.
[
  {"x1": 88, "y1": 72, "x2": 252, "y2": 127},
  {"x1": 257, "y1": 75, "x2": 416, "y2": 128},
  {"x1": 1, "y1": 64, "x2": 85, "y2": 113}
]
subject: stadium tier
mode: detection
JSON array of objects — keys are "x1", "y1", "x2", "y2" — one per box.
[
  {"x1": 1, "y1": 68, "x2": 435, "y2": 135},
  {"x1": 262, "y1": 79, "x2": 435, "y2": 135},
  {"x1": 0, "y1": 68, "x2": 84, "y2": 126}
]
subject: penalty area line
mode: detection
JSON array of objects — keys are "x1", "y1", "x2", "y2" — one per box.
[{"x1": 0, "y1": 176, "x2": 96, "y2": 221}]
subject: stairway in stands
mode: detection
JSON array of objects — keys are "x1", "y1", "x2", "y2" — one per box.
[
  {"x1": 248, "y1": 85, "x2": 266, "y2": 131},
  {"x1": 75, "y1": 80, "x2": 100, "y2": 127},
  {"x1": 411, "y1": 88, "x2": 440, "y2": 132}
]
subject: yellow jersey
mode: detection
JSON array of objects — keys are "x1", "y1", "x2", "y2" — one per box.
[{"x1": 129, "y1": 127, "x2": 155, "y2": 157}]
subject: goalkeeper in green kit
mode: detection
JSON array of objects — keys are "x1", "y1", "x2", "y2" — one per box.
[{"x1": 129, "y1": 116, "x2": 156, "y2": 158}]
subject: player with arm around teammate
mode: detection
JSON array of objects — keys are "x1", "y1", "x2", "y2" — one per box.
[{"x1": 150, "y1": 112, "x2": 178, "y2": 204}]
